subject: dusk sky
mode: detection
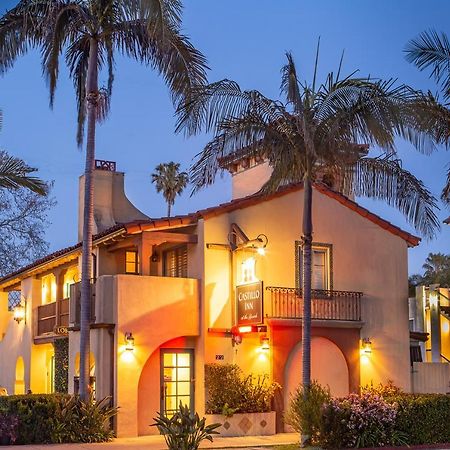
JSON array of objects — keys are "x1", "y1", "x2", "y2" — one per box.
[{"x1": 1, "y1": 0, "x2": 450, "y2": 275}]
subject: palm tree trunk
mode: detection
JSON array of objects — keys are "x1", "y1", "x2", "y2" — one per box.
[
  {"x1": 79, "y1": 37, "x2": 98, "y2": 402},
  {"x1": 167, "y1": 202, "x2": 171, "y2": 217},
  {"x1": 300, "y1": 174, "x2": 313, "y2": 447},
  {"x1": 302, "y1": 175, "x2": 313, "y2": 390}
]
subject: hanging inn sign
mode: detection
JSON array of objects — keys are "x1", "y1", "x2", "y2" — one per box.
[{"x1": 236, "y1": 281, "x2": 263, "y2": 326}]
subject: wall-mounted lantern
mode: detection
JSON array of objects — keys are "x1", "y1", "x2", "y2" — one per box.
[
  {"x1": 124, "y1": 332, "x2": 135, "y2": 351},
  {"x1": 228, "y1": 224, "x2": 268, "y2": 254},
  {"x1": 13, "y1": 302, "x2": 26, "y2": 324},
  {"x1": 260, "y1": 336, "x2": 270, "y2": 351},
  {"x1": 361, "y1": 338, "x2": 372, "y2": 355}
]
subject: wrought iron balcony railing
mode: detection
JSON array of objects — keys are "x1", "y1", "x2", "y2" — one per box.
[{"x1": 266, "y1": 286, "x2": 362, "y2": 321}]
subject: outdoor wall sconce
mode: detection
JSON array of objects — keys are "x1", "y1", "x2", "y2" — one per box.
[
  {"x1": 228, "y1": 224, "x2": 268, "y2": 253},
  {"x1": 361, "y1": 338, "x2": 372, "y2": 355},
  {"x1": 124, "y1": 332, "x2": 135, "y2": 351},
  {"x1": 13, "y1": 302, "x2": 26, "y2": 324},
  {"x1": 260, "y1": 336, "x2": 270, "y2": 351}
]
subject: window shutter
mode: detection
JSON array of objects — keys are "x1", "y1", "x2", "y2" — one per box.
[{"x1": 164, "y1": 245, "x2": 188, "y2": 278}]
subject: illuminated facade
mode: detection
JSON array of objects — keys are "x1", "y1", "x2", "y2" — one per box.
[
  {"x1": 409, "y1": 286, "x2": 450, "y2": 393},
  {"x1": 0, "y1": 159, "x2": 419, "y2": 436}
]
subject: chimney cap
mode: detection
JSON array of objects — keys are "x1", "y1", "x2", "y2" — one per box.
[{"x1": 95, "y1": 159, "x2": 117, "y2": 172}]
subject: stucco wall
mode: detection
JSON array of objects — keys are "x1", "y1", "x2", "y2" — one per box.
[
  {"x1": 112, "y1": 274, "x2": 200, "y2": 437},
  {"x1": 202, "y1": 187, "x2": 411, "y2": 391},
  {"x1": 232, "y1": 161, "x2": 273, "y2": 199},
  {"x1": 0, "y1": 278, "x2": 55, "y2": 395}
]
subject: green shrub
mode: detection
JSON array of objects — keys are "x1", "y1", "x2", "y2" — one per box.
[
  {"x1": 284, "y1": 381, "x2": 330, "y2": 444},
  {"x1": 153, "y1": 403, "x2": 221, "y2": 450},
  {"x1": 0, "y1": 394, "x2": 60, "y2": 444},
  {"x1": 389, "y1": 393, "x2": 450, "y2": 446},
  {"x1": 0, "y1": 394, "x2": 117, "y2": 444},
  {"x1": 205, "y1": 364, "x2": 280, "y2": 415},
  {"x1": 50, "y1": 395, "x2": 117, "y2": 443},
  {"x1": 0, "y1": 408, "x2": 18, "y2": 445}
]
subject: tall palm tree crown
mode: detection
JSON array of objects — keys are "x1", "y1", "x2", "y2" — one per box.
[
  {"x1": 152, "y1": 161, "x2": 188, "y2": 217},
  {"x1": 406, "y1": 30, "x2": 450, "y2": 202},
  {"x1": 177, "y1": 51, "x2": 442, "y2": 439},
  {"x1": 0, "y1": 0, "x2": 208, "y2": 400}
]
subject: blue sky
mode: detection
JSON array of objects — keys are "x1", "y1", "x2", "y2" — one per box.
[{"x1": 1, "y1": 0, "x2": 449, "y2": 275}]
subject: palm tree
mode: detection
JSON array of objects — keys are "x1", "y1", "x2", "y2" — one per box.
[
  {"x1": 406, "y1": 30, "x2": 450, "y2": 202},
  {"x1": 0, "y1": 151, "x2": 47, "y2": 195},
  {"x1": 0, "y1": 111, "x2": 46, "y2": 195},
  {"x1": 422, "y1": 252, "x2": 450, "y2": 285},
  {"x1": 177, "y1": 52, "x2": 441, "y2": 442},
  {"x1": 0, "y1": 0, "x2": 208, "y2": 400},
  {"x1": 152, "y1": 161, "x2": 188, "y2": 217}
]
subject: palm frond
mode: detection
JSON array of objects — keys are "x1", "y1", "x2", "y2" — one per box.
[
  {"x1": 176, "y1": 79, "x2": 286, "y2": 136},
  {"x1": 0, "y1": 0, "x2": 50, "y2": 74},
  {"x1": 442, "y1": 166, "x2": 450, "y2": 204},
  {"x1": 280, "y1": 52, "x2": 302, "y2": 113},
  {"x1": 315, "y1": 78, "x2": 439, "y2": 155},
  {"x1": 0, "y1": 151, "x2": 47, "y2": 195},
  {"x1": 112, "y1": 14, "x2": 208, "y2": 109},
  {"x1": 41, "y1": 1, "x2": 86, "y2": 108},
  {"x1": 341, "y1": 156, "x2": 439, "y2": 239},
  {"x1": 65, "y1": 34, "x2": 90, "y2": 147},
  {"x1": 406, "y1": 30, "x2": 450, "y2": 99}
]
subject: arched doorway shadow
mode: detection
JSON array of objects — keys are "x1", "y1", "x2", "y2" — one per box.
[{"x1": 284, "y1": 337, "x2": 349, "y2": 410}]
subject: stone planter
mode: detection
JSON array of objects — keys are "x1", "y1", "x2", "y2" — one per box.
[{"x1": 207, "y1": 411, "x2": 276, "y2": 437}]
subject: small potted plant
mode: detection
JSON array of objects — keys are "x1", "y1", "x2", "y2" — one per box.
[{"x1": 153, "y1": 403, "x2": 221, "y2": 450}]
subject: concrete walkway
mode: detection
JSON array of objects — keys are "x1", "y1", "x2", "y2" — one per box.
[{"x1": 0, "y1": 433, "x2": 299, "y2": 449}]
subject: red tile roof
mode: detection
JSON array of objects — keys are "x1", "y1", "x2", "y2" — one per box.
[
  {"x1": 0, "y1": 183, "x2": 420, "y2": 286},
  {"x1": 0, "y1": 224, "x2": 126, "y2": 287},
  {"x1": 191, "y1": 182, "x2": 419, "y2": 247}
]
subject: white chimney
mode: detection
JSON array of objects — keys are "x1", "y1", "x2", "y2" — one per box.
[{"x1": 78, "y1": 160, "x2": 149, "y2": 240}]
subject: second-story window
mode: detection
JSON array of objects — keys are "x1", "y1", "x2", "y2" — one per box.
[
  {"x1": 296, "y1": 242, "x2": 332, "y2": 291},
  {"x1": 163, "y1": 245, "x2": 188, "y2": 278},
  {"x1": 125, "y1": 250, "x2": 139, "y2": 274}
]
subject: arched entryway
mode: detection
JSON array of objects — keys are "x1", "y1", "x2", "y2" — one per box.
[
  {"x1": 284, "y1": 337, "x2": 349, "y2": 409},
  {"x1": 137, "y1": 338, "x2": 195, "y2": 436},
  {"x1": 14, "y1": 356, "x2": 25, "y2": 395}
]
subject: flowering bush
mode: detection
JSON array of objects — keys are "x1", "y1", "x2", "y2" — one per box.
[
  {"x1": 0, "y1": 409, "x2": 18, "y2": 444},
  {"x1": 320, "y1": 392, "x2": 407, "y2": 449}
]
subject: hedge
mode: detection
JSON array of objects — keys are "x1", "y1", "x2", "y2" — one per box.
[
  {"x1": 286, "y1": 382, "x2": 450, "y2": 449},
  {"x1": 392, "y1": 393, "x2": 450, "y2": 446},
  {"x1": 0, "y1": 394, "x2": 117, "y2": 445}
]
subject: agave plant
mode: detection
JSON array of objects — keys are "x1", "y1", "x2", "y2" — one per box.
[{"x1": 153, "y1": 403, "x2": 221, "y2": 450}]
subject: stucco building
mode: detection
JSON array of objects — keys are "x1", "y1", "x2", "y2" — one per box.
[{"x1": 0, "y1": 157, "x2": 418, "y2": 436}]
